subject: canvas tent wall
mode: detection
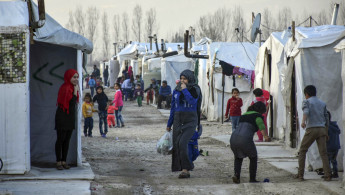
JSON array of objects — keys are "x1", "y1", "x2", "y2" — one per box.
[
  {"x1": 334, "y1": 39, "x2": 345, "y2": 183},
  {"x1": 254, "y1": 31, "x2": 291, "y2": 141},
  {"x1": 256, "y1": 25, "x2": 344, "y2": 171},
  {"x1": 0, "y1": 1, "x2": 93, "y2": 174},
  {"x1": 197, "y1": 42, "x2": 259, "y2": 121},
  {"x1": 161, "y1": 54, "x2": 194, "y2": 90}
]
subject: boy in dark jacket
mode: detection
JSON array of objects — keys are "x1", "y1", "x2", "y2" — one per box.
[
  {"x1": 133, "y1": 84, "x2": 144, "y2": 107},
  {"x1": 93, "y1": 86, "x2": 109, "y2": 137},
  {"x1": 326, "y1": 111, "x2": 341, "y2": 178}
]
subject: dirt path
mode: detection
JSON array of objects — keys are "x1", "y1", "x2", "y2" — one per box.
[{"x1": 82, "y1": 88, "x2": 333, "y2": 195}]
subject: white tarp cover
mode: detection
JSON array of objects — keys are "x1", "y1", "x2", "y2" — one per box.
[
  {"x1": 0, "y1": 1, "x2": 28, "y2": 26},
  {"x1": 31, "y1": 2, "x2": 93, "y2": 54},
  {"x1": 200, "y1": 42, "x2": 259, "y2": 121},
  {"x1": 296, "y1": 25, "x2": 345, "y2": 49},
  {"x1": 161, "y1": 54, "x2": 194, "y2": 90},
  {"x1": 255, "y1": 31, "x2": 290, "y2": 141},
  {"x1": 148, "y1": 57, "x2": 161, "y2": 71},
  {"x1": 256, "y1": 26, "x2": 344, "y2": 170}
]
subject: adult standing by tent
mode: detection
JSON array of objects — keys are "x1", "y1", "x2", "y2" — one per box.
[
  {"x1": 91, "y1": 65, "x2": 100, "y2": 78},
  {"x1": 103, "y1": 65, "x2": 109, "y2": 87},
  {"x1": 166, "y1": 69, "x2": 202, "y2": 179},
  {"x1": 55, "y1": 69, "x2": 79, "y2": 170}
]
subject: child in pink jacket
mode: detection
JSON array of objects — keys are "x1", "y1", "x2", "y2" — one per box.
[{"x1": 112, "y1": 83, "x2": 124, "y2": 128}]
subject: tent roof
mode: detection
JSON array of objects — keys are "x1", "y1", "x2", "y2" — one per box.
[
  {"x1": 210, "y1": 42, "x2": 259, "y2": 70},
  {"x1": 0, "y1": 1, "x2": 28, "y2": 27},
  {"x1": 31, "y1": 2, "x2": 93, "y2": 54},
  {"x1": 296, "y1": 25, "x2": 345, "y2": 48}
]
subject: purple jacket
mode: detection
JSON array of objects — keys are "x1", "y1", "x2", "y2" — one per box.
[{"x1": 133, "y1": 89, "x2": 144, "y2": 98}]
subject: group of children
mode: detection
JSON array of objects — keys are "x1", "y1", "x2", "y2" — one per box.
[
  {"x1": 227, "y1": 86, "x2": 341, "y2": 183},
  {"x1": 82, "y1": 84, "x2": 125, "y2": 138}
]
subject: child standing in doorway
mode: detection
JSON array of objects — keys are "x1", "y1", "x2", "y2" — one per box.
[
  {"x1": 112, "y1": 83, "x2": 125, "y2": 128},
  {"x1": 107, "y1": 100, "x2": 116, "y2": 128},
  {"x1": 93, "y1": 86, "x2": 109, "y2": 137},
  {"x1": 225, "y1": 88, "x2": 243, "y2": 132},
  {"x1": 251, "y1": 88, "x2": 269, "y2": 142},
  {"x1": 82, "y1": 93, "x2": 97, "y2": 137},
  {"x1": 133, "y1": 84, "x2": 144, "y2": 107}
]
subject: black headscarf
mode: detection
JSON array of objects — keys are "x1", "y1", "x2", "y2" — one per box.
[{"x1": 179, "y1": 69, "x2": 202, "y2": 126}]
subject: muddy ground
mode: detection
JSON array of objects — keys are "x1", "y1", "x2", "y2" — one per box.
[{"x1": 82, "y1": 88, "x2": 333, "y2": 195}]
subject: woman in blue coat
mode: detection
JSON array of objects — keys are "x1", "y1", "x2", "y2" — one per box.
[{"x1": 166, "y1": 70, "x2": 202, "y2": 179}]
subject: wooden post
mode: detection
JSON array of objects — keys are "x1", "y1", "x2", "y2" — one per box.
[
  {"x1": 252, "y1": 12, "x2": 255, "y2": 23},
  {"x1": 310, "y1": 16, "x2": 312, "y2": 27},
  {"x1": 292, "y1": 21, "x2": 295, "y2": 42}
]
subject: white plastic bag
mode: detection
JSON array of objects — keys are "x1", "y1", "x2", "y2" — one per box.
[{"x1": 157, "y1": 131, "x2": 173, "y2": 155}]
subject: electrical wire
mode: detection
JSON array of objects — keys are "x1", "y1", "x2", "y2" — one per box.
[
  {"x1": 261, "y1": 24, "x2": 283, "y2": 32},
  {"x1": 236, "y1": 33, "x2": 255, "y2": 66},
  {"x1": 297, "y1": 17, "x2": 310, "y2": 26}
]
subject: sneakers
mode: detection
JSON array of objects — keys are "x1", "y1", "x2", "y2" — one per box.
[
  {"x1": 249, "y1": 179, "x2": 259, "y2": 183},
  {"x1": 101, "y1": 134, "x2": 106, "y2": 138},
  {"x1": 84, "y1": 133, "x2": 87, "y2": 137}
]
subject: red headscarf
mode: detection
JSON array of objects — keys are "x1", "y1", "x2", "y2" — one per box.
[{"x1": 57, "y1": 69, "x2": 79, "y2": 114}]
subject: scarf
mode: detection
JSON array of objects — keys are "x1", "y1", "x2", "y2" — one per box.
[{"x1": 57, "y1": 69, "x2": 79, "y2": 114}]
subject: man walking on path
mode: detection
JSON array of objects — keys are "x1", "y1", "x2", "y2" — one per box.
[{"x1": 295, "y1": 85, "x2": 331, "y2": 181}]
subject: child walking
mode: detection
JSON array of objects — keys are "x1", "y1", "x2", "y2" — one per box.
[
  {"x1": 295, "y1": 85, "x2": 331, "y2": 181},
  {"x1": 112, "y1": 83, "x2": 125, "y2": 128},
  {"x1": 82, "y1": 93, "x2": 97, "y2": 137},
  {"x1": 133, "y1": 84, "x2": 144, "y2": 107},
  {"x1": 88, "y1": 76, "x2": 96, "y2": 97},
  {"x1": 93, "y1": 86, "x2": 109, "y2": 138},
  {"x1": 225, "y1": 88, "x2": 243, "y2": 132},
  {"x1": 107, "y1": 100, "x2": 116, "y2": 128}
]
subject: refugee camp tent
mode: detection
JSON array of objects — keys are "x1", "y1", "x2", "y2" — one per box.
[
  {"x1": 256, "y1": 25, "x2": 344, "y2": 171},
  {"x1": 161, "y1": 54, "x2": 195, "y2": 90},
  {"x1": 195, "y1": 42, "x2": 259, "y2": 121},
  {"x1": 254, "y1": 30, "x2": 291, "y2": 141},
  {"x1": 0, "y1": 1, "x2": 92, "y2": 174}
]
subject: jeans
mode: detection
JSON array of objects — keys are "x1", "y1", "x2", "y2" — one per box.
[
  {"x1": 90, "y1": 87, "x2": 95, "y2": 97},
  {"x1": 123, "y1": 88, "x2": 133, "y2": 101},
  {"x1": 104, "y1": 76, "x2": 108, "y2": 87},
  {"x1": 84, "y1": 117, "x2": 93, "y2": 136},
  {"x1": 115, "y1": 106, "x2": 124, "y2": 127},
  {"x1": 230, "y1": 116, "x2": 240, "y2": 132},
  {"x1": 98, "y1": 111, "x2": 108, "y2": 135},
  {"x1": 328, "y1": 150, "x2": 338, "y2": 174}
]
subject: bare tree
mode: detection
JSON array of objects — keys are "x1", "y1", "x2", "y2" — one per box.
[
  {"x1": 66, "y1": 10, "x2": 75, "y2": 32},
  {"x1": 74, "y1": 6, "x2": 86, "y2": 36},
  {"x1": 169, "y1": 26, "x2": 185, "y2": 42},
  {"x1": 86, "y1": 7, "x2": 99, "y2": 63},
  {"x1": 145, "y1": 8, "x2": 159, "y2": 42},
  {"x1": 231, "y1": 6, "x2": 247, "y2": 42},
  {"x1": 113, "y1": 14, "x2": 121, "y2": 42},
  {"x1": 102, "y1": 12, "x2": 110, "y2": 58},
  {"x1": 262, "y1": 8, "x2": 275, "y2": 40},
  {"x1": 122, "y1": 12, "x2": 130, "y2": 43},
  {"x1": 316, "y1": 9, "x2": 330, "y2": 25},
  {"x1": 132, "y1": 5, "x2": 143, "y2": 42},
  {"x1": 196, "y1": 8, "x2": 231, "y2": 42},
  {"x1": 277, "y1": 7, "x2": 292, "y2": 30}
]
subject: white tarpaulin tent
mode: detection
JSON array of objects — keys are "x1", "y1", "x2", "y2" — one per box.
[
  {"x1": 197, "y1": 42, "x2": 259, "y2": 121},
  {"x1": 0, "y1": 1, "x2": 92, "y2": 174},
  {"x1": 256, "y1": 25, "x2": 344, "y2": 171},
  {"x1": 161, "y1": 54, "x2": 194, "y2": 90}
]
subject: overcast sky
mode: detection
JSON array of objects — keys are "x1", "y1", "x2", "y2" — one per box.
[{"x1": 44, "y1": 0, "x2": 337, "y2": 38}]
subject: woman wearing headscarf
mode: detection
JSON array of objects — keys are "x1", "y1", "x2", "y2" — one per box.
[
  {"x1": 167, "y1": 69, "x2": 202, "y2": 178},
  {"x1": 55, "y1": 69, "x2": 79, "y2": 170}
]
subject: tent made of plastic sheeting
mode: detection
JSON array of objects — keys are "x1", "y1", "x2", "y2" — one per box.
[
  {"x1": 254, "y1": 30, "x2": 291, "y2": 142},
  {"x1": 161, "y1": 54, "x2": 195, "y2": 90},
  {"x1": 148, "y1": 57, "x2": 162, "y2": 71},
  {"x1": 334, "y1": 40, "x2": 345, "y2": 181},
  {"x1": 200, "y1": 42, "x2": 259, "y2": 121},
  {"x1": 0, "y1": 1, "x2": 92, "y2": 174},
  {"x1": 31, "y1": 2, "x2": 93, "y2": 54},
  {"x1": 256, "y1": 25, "x2": 344, "y2": 171}
]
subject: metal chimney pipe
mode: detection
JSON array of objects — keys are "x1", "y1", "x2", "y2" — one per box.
[
  {"x1": 184, "y1": 30, "x2": 209, "y2": 59},
  {"x1": 331, "y1": 3, "x2": 339, "y2": 25},
  {"x1": 154, "y1": 34, "x2": 159, "y2": 54},
  {"x1": 148, "y1": 36, "x2": 153, "y2": 50}
]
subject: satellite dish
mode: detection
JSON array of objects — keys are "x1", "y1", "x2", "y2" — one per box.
[{"x1": 250, "y1": 13, "x2": 261, "y2": 43}]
